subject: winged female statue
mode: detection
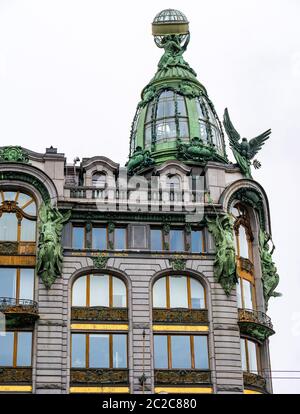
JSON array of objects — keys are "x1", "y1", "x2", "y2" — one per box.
[
  {"x1": 223, "y1": 108, "x2": 271, "y2": 179},
  {"x1": 36, "y1": 203, "x2": 71, "y2": 288}
]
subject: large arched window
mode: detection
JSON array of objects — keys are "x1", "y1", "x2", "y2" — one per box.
[
  {"x1": 145, "y1": 90, "x2": 189, "y2": 147},
  {"x1": 153, "y1": 275, "x2": 205, "y2": 309},
  {"x1": 231, "y1": 203, "x2": 256, "y2": 310},
  {"x1": 72, "y1": 274, "x2": 127, "y2": 308},
  {"x1": 0, "y1": 190, "x2": 37, "y2": 242}
]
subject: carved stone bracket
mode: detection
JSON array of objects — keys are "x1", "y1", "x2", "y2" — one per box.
[
  {"x1": 92, "y1": 254, "x2": 109, "y2": 269},
  {"x1": 169, "y1": 258, "x2": 186, "y2": 271},
  {"x1": 155, "y1": 369, "x2": 211, "y2": 385}
]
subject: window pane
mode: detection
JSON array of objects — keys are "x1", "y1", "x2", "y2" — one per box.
[
  {"x1": 112, "y1": 277, "x2": 126, "y2": 307},
  {"x1": 17, "y1": 332, "x2": 32, "y2": 366},
  {"x1": 113, "y1": 335, "x2": 127, "y2": 368},
  {"x1": 150, "y1": 229, "x2": 163, "y2": 251},
  {"x1": 89, "y1": 334, "x2": 109, "y2": 368},
  {"x1": 248, "y1": 341, "x2": 258, "y2": 373},
  {"x1": 179, "y1": 120, "x2": 189, "y2": 138},
  {"x1": 190, "y1": 279, "x2": 205, "y2": 309},
  {"x1": 71, "y1": 334, "x2": 86, "y2": 368},
  {"x1": 153, "y1": 277, "x2": 167, "y2": 308},
  {"x1": 177, "y1": 97, "x2": 187, "y2": 116},
  {"x1": 194, "y1": 336, "x2": 209, "y2": 369},
  {"x1": 72, "y1": 227, "x2": 85, "y2": 249},
  {"x1": 243, "y1": 280, "x2": 254, "y2": 310},
  {"x1": 4, "y1": 191, "x2": 17, "y2": 201},
  {"x1": 20, "y1": 218, "x2": 36, "y2": 241},
  {"x1": 171, "y1": 336, "x2": 191, "y2": 368},
  {"x1": 92, "y1": 228, "x2": 107, "y2": 250},
  {"x1": 240, "y1": 339, "x2": 247, "y2": 371},
  {"x1": 0, "y1": 268, "x2": 17, "y2": 298},
  {"x1": 17, "y1": 193, "x2": 32, "y2": 208},
  {"x1": 191, "y1": 230, "x2": 203, "y2": 253},
  {"x1": 72, "y1": 276, "x2": 87, "y2": 306},
  {"x1": 19, "y1": 269, "x2": 34, "y2": 301},
  {"x1": 22, "y1": 202, "x2": 36, "y2": 216},
  {"x1": 239, "y1": 226, "x2": 249, "y2": 258},
  {"x1": 237, "y1": 279, "x2": 242, "y2": 308},
  {"x1": 154, "y1": 335, "x2": 168, "y2": 368},
  {"x1": 90, "y1": 275, "x2": 109, "y2": 307},
  {"x1": 114, "y1": 228, "x2": 126, "y2": 250},
  {"x1": 169, "y1": 276, "x2": 188, "y2": 308},
  {"x1": 169, "y1": 230, "x2": 184, "y2": 251},
  {"x1": 0, "y1": 332, "x2": 14, "y2": 366},
  {"x1": 0, "y1": 213, "x2": 18, "y2": 241}
]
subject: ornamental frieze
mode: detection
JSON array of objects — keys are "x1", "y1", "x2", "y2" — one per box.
[
  {"x1": 70, "y1": 368, "x2": 129, "y2": 385},
  {"x1": 152, "y1": 308, "x2": 208, "y2": 324},
  {"x1": 243, "y1": 372, "x2": 267, "y2": 392},
  {"x1": 155, "y1": 369, "x2": 211, "y2": 385},
  {"x1": 71, "y1": 306, "x2": 128, "y2": 322},
  {"x1": 0, "y1": 368, "x2": 32, "y2": 384}
]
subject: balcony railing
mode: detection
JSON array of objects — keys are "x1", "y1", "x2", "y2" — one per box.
[
  {"x1": 238, "y1": 308, "x2": 275, "y2": 342},
  {"x1": 0, "y1": 297, "x2": 39, "y2": 328}
]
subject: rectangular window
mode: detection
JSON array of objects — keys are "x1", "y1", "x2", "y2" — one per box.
[
  {"x1": 72, "y1": 226, "x2": 85, "y2": 249},
  {"x1": 194, "y1": 336, "x2": 209, "y2": 369},
  {"x1": 89, "y1": 275, "x2": 109, "y2": 307},
  {"x1": 114, "y1": 228, "x2": 126, "y2": 250},
  {"x1": 131, "y1": 225, "x2": 147, "y2": 249},
  {"x1": 19, "y1": 269, "x2": 34, "y2": 301},
  {"x1": 169, "y1": 229, "x2": 185, "y2": 251},
  {"x1": 191, "y1": 230, "x2": 204, "y2": 253},
  {"x1": 243, "y1": 280, "x2": 254, "y2": 310},
  {"x1": 71, "y1": 333, "x2": 128, "y2": 369},
  {"x1": 0, "y1": 268, "x2": 17, "y2": 298},
  {"x1": 92, "y1": 227, "x2": 107, "y2": 250},
  {"x1": 89, "y1": 334, "x2": 109, "y2": 368},
  {"x1": 154, "y1": 335, "x2": 168, "y2": 369},
  {"x1": 0, "y1": 332, "x2": 32, "y2": 367},
  {"x1": 20, "y1": 218, "x2": 36, "y2": 242},
  {"x1": 240, "y1": 338, "x2": 259, "y2": 374},
  {"x1": 154, "y1": 334, "x2": 209, "y2": 370},
  {"x1": 71, "y1": 334, "x2": 86, "y2": 368},
  {"x1": 150, "y1": 229, "x2": 163, "y2": 251},
  {"x1": 171, "y1": 336, "x2": 191, "y2": 369},
  {"x1": 113, "y1": 334, "x2": 127, "y2": 368}
]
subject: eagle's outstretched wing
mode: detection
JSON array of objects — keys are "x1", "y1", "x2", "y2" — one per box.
[
  {"x1": 223, "y1": 108, "x2": 241, "y2": 152},
  {"x1": 248, "y1": 129, "x2": 271, "y2": 159}
]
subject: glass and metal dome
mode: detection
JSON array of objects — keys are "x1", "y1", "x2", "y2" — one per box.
[{"x1": 127, "y1": 10, "x2": 228, "y2": 170}]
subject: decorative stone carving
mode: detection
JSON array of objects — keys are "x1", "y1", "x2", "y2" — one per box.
[
  {"x1": 0, "y1": 367, "x2": 32, "y2": 384},
  {"x1": 126, "y1": 146, "x2": 154, "y2": 174},
  {"x1": 238, "y1": 308, "x2": 274, "y2": 343},
  {"x1": 238, "y1": 257, "x2": 254, "y2": 275},
  {"x1": 155, "y1": 369, "x2": 211, "y2": 385},
  {"x1": 0, "y1": 146, "x2": 29, "y2": 163},
  {"x1": 207, "y1": 214, "x2": 237, "y2": 295},
  {"x1": 70, "y1": 369, "x2": 129, "y2": 385},
  {"x1": 36, "y1": 203, "x2": 71, "y2": 289},
  {"x1": 243, "y1": 372, "x2": 267, "y2": 392},
  {"x1": 177, "y1": 137, "x2": 222, "y2": 164},
  {"x1": 0, "y1": 242, "x2": 18, "y2": 255},
  {"x1": 169, "y1": 258, "x2": 186, "y2": 271},
  {"x1": 71, "y1": 306, "x2": 128, "y2": 322},
  {"x1": 92, "y1": 254, "x2": 108, "y2": 269},
  {"x1": 229, "y1": 188, "x2": 266, "y2": 230},
  {"x1": 153, "y1": 308, "x2": 208, "y2": 324},
  {"x1": 259, "y1": 230, "x2": 281, "y2": 308}
]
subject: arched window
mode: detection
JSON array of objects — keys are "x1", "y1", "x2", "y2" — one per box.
[
  {"x1": 72, "y1": 274, "x2": 127, "y2": 308},
  {"x1": 145, "y1": 90, "x2": 189, "y2": 146},
  {"x1": 231, "y1": 203, "x2": 256, "y2": 310},
  {"x1": 153, "y1": 275, "x2": 205, "y2": 309},
  {"x1": 92, "y1": 172, "x2": 106, "y2": 188},
  {"x1": 166, "y1": 175, "x2": 180, "y2": 190},
  {"x1": 0, "y1": 190, "x2": 37, "y2": 242},
  {"x1": 129, "y1": 107, "x2": 141, "y2": 156}
]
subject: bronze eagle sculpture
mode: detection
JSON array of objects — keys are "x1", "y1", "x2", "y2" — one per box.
[{"x1": 223, "y1": 108, "x2": 271, "y2": 178}]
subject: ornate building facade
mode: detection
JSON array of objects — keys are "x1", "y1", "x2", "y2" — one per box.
[{"x1": 0, "y1": 10, "x2": 279, "y2": 394}]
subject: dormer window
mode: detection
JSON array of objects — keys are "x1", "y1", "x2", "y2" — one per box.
[{"x1": 92, "y1": 172, "x2": 106, "y2": 188}]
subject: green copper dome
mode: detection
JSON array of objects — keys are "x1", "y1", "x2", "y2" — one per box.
[{"x1": 127, "y1": 10, "x2": 228, "y2": 173}]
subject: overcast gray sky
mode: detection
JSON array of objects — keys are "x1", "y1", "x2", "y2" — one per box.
[{"x1": 0, "y1": 0, "x2": 299, "y2": 394}]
